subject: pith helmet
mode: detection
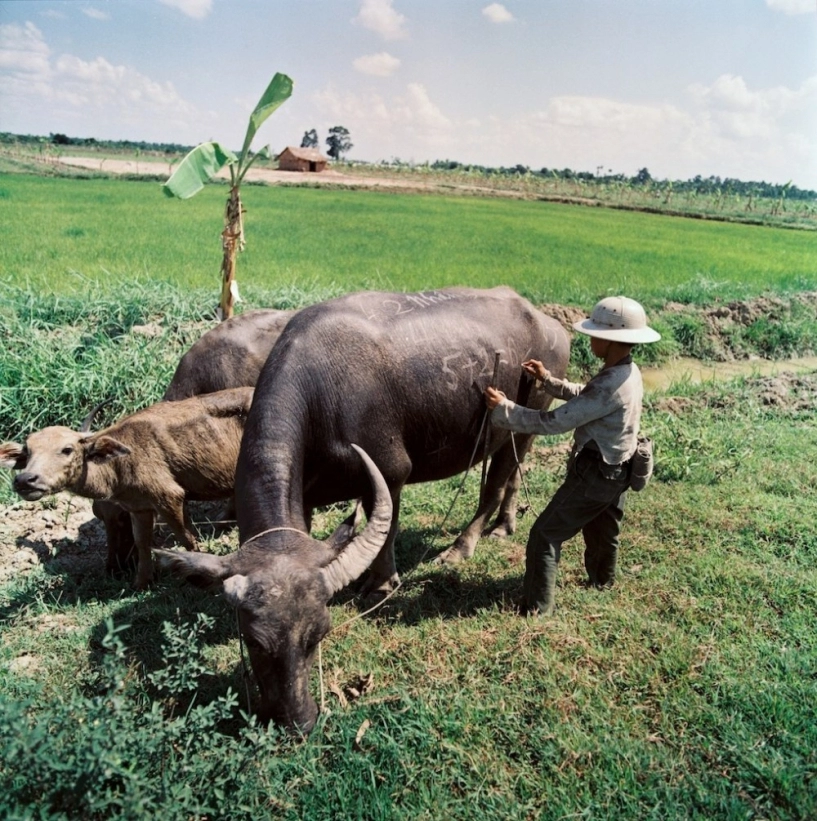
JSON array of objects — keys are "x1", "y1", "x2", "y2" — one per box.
[{"x1": 573, "y1": 296, "x2": 661, "y2": 344}]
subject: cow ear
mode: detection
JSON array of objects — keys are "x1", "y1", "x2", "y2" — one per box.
[
  {"x1": 86, "y1": 435, "x2": 131, "y2": 463},
  {"x1": 222, "y1": 574, "x2": 250, "y2": 606},
  {"x1": 0, "y1": 442, "x2": 26, "y2": 470}
]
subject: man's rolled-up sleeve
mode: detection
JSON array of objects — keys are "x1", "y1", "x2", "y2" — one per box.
[{"x1": 490, "y1": 388, "x2": 612, "y2": 436}]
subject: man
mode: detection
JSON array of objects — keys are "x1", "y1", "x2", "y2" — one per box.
[{"x1": 484, "y1": 296, "x2": 660, "y2": 616}]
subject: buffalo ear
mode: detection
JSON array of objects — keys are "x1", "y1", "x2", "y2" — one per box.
[
  {"x1": 325, "y1": 500, "x2": 364, "y2": 552},
  {"x1": 0, "y1": 442, "x2": 27, "y2": 470},
  {"x1": 153, "y1": 548, "x2": 232, "y2": 588},
  {"x1": 86, "y1": 435, "x2": 131, "y2": 463},
  {"x1": 222, "y1": 574, "x2": 250, "y2": 606}
]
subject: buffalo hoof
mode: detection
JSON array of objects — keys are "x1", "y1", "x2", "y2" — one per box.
[
  {"x1": 132, "y1": 571, "x2": 154, "y2": 591},
  {"x1": 432, "y1": 544, "x2": 471, "y2": 565},
  {"x1": 487, "y1": 521, "x2": 514, "y2": 539},
  {"x1": 356, "y1": 573, "x2": 399, "y2": 611},
  {"x1": 359, "y1": 590, "x2": 391, "y2": 612}
]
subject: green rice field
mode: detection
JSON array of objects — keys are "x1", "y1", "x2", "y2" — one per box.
[{"x1": 2, "y1": 175, "x2": 815, "y2": 307}]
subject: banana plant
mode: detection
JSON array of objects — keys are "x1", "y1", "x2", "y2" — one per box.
[{"x1": 163, "y1": 72, "x2": 293, "y2": 320}]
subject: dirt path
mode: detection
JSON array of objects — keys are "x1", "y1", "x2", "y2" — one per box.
[{"x1": 56, "y1": 156, "x2": 527, "y2": 198}]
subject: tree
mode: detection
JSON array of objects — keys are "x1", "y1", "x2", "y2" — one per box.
[
  {"x1": 632, "y1": 167, "x2": 652, "y2": 186},
  {"x1": 162, "y1": 72, "x2": 293, "y2": 320},
  {"x1": 301, "y1": 129, "x2": 318, "y2": 148},
  {"x1": 325, "y1": 126, "x2": 352, "y2": 160}
]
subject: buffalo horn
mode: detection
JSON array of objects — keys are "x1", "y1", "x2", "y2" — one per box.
[
  {"x1": 80, "y1": 398, "x2": 114, "y2": 432},
  {"x1": 320, "y1": 445, "x2": 393, "y2": 595}
]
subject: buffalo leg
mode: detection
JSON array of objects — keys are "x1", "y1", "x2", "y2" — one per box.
[
  {"x1": 488, "y1": 433, "x2": 535, "y2": 537},
  {"x1": 436, "y1": 434, "x2": 534, "y2": 564},
  {"x1": 358, "y1": 492, "x2": 402, "y2": 600},
  {"x1": 488, "y1": 467, "x2": 521, "y2": 539},
  {"x1": 156, "y1": 495, "x2": 199, "y2": 552},
  {"x1": 130, "y1": 510, "x2": 156, "y2": 590},
  {"x1": 93, "y1": 500, "x2": 136, "y2": 574}
]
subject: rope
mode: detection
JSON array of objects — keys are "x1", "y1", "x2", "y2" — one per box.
[
  {"x1": 239, "y1": 526, "x2": 308, "y2": 548},
  {"x1": 236, "y1": 607, "x2": 253, "y2": 711}
]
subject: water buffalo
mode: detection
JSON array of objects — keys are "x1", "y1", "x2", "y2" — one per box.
[
  {"x1": 163, "y1": 309, "x2": 296, "y2": 401},
  {"x1": 96, "y1": 309, "x2": 297, "y2": 574},
  {"x1": 1, "y1": 388, "x2": 254, "y2": 589},
  {"x1": 157, "y1": 286, "x2": 570, "y2": 732}
]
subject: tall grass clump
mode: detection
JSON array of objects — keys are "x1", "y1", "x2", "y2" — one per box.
[
  {"x1": 0, "y1": 280, "x2": 342, "y2": 440},
  {"x1": 0, "y1": 615, "x2": 296, "y2": 820}
]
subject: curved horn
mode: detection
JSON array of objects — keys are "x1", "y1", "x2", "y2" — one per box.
[
  {"x1": 320, "y1": 444, "x2": 393, "y2": 595},
  {"x1": 80, "y1": 398, "x2": 114, "y2": 432}
]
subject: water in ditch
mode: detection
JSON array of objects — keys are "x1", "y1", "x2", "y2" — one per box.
[{"x1": 641, "y1": 356, "x2": 817, "y2": 392}]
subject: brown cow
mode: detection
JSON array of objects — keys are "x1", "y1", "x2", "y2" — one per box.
[{"x1": 0, "y1": 388, "x2": 253, "y2": 589}]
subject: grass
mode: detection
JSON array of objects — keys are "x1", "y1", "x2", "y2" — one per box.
[
  {"x1": 1, "y1": 172, "x2": 816, "y2": 818},
  {"x1": 1, "y1": 174, "x2": 815, "y2": 307},
  {"x1": 0, "y1": 370, "x2": 816, "y2": 819}
]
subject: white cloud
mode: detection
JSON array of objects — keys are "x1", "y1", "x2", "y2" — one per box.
[
  {"x1": 353, "y1": 0, "x2": 408, "y2": 41},
  {"x1": 682, "y1": 74, "x2": 817, "y2": 180},
  {"x1": 482, "y1": 4, "x2": 515, "y2": 24},
  {"x1": 765, "y1": 0, "x2": 815, "y2": 14},
  {"x1": 474, "y1": 77, "x2": 816, "y2": 184},
  {"x1": 353, "y1": 52, "x2": 401, "y2": 77},
  {"x1": 0, "y1": 22, "x2": 51, "y2": 81},
  {"x1": 308, "y1": 67, "x2": 815, "y2": 186},
  {"x1": 0, "y1": 22, "x2": 202, "y2": 138},
  {"x1": 311, "y1": 82, "x2": 453, "y2": 158},
  {"x1": 82, "y1": 7, "x2": 110, "y2": 21},
  {"x1": 158, "y1": 0, "x2": 213, "y2": 20}
]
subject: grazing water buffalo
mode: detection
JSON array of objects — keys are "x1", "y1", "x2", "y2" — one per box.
[
  {"x1": 163, "y1": 309, "x2": 296, "y2": 401},
  {"x1": 1, "y1": 388, "x2": 254, "y2": 589},
  {"x1": 95, "y1": 309, "x2": 297, "y2": 574},
  {"x1": 157, "y1": 286, "x2": 570, "y2": 732}
]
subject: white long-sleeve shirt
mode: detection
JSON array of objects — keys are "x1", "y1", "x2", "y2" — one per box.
[{"x1": 490, "y1": 356, "x2": 643, "y2": 465}]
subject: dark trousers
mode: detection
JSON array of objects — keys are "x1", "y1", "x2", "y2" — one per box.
[{"x1": 523, "y1": 448, "x2": 629, "y2": 615}]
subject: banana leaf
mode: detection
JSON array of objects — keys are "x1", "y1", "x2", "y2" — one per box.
[
  {"x1": 162, "y1": 141, "x2": 237, "y2": 199},
  {"x1": 238, "y1": 73, "x2": 293, "y2": 169}
]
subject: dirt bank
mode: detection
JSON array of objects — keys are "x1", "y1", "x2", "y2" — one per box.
[{"x1": 56, "y1": 156, "x2": 523, "y2": 198}]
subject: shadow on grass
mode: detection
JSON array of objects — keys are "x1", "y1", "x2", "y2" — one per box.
[{"x1": 333, "y1": 523, "x2": 524, "y2": 625}]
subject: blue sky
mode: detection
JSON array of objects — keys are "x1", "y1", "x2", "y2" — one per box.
[{"x1": 1, "y1": 0, "x2": 816, "y2": 188}]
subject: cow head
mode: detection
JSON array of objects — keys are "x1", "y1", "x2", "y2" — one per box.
[
  {"x1": 0, "y1": 427, "x2": 131, "y2": 501},
  {"x1": 154, "y1": 445, "x2": 392, "y2": 735}
]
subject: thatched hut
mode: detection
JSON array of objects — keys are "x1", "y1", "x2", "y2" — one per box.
[{"x1": 277, "y1": 147, "x2": 328, "y2": 172}]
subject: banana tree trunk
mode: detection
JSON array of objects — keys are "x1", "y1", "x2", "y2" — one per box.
[{"x1": 219, "y1": 186, "x2": 245, "y2": 320}]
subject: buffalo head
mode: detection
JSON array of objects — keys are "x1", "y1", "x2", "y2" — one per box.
[
  {"x1": 154, "y1": 444, "x2": 392, "y2": 735},
  {"x1": 0, "y1": 427, "x2": 130, "y2": 501}
]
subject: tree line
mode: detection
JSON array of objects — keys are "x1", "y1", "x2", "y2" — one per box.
[
  {"x1": 1, "y1": 131, "x2": 813, "y2": 200},
  {"x1": 421, "y1": 159, "x2": 815, "y2": 201}
]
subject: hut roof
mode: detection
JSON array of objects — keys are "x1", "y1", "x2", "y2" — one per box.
[{"x1": 279, "y1": 146, "x2": 327, "y2": 162}]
